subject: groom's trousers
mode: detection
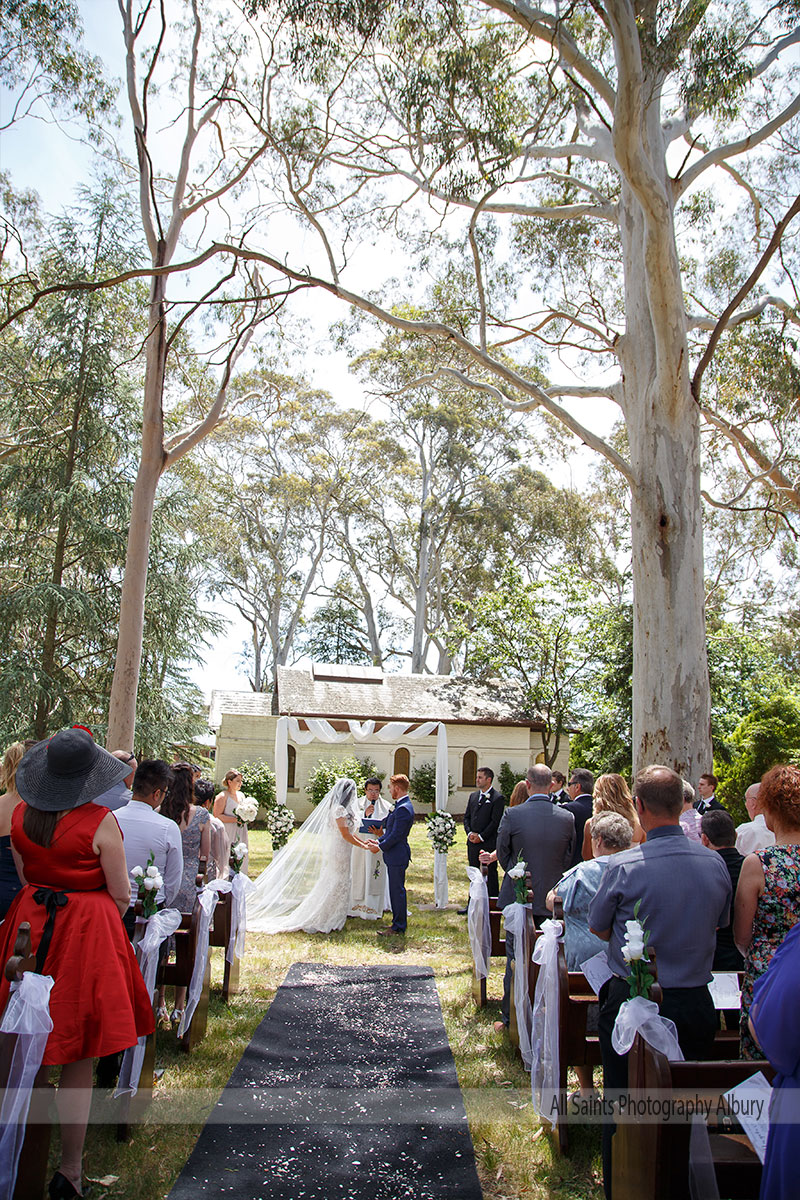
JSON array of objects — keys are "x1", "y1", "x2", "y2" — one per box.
[{"x1": 386, "y1": 864, "x2": 408, "y2": 932}]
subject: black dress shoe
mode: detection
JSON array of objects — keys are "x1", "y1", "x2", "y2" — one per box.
[
  {"x1": 457, "y1": 907, "x2": 468, "y2": 915},
  {"x1": 49, "y1": 1173, "x2": 89, "y2": 1199}
]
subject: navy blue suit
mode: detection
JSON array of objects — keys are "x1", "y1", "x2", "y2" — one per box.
[{"x1": 378, "y1": 794, "x2": 414, "y2": 932}]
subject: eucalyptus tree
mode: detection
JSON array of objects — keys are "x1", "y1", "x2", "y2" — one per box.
[{"x1": 242, "y1": 0, "x2": 800, "y2": 776}]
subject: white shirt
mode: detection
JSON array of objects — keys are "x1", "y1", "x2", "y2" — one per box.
[
  {"x1": 735, "y1": 812, "x2": 776, "y2": 856},
  {"x1": 114, "y1": 799, "x2": 183, "y2": 906}
]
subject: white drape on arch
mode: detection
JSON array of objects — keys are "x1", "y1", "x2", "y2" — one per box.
[{"x1": 274, "y1": 714, "x2": 451, "y2": 907}]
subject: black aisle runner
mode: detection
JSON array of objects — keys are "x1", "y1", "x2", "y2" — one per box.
[{"x1": 168, "y1": 963, "x2": 483, "y2": 1200}]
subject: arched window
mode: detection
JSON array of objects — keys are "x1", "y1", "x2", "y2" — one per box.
[
  {"x1": 462, "y1": 750, "x2": 478, "y2": 788},
  {"x1": 287, "y1": 745, "x2": 297, "y2": 789},
  {"x1": 393, "y1": 747, "x2": 410, "y2": 777}
]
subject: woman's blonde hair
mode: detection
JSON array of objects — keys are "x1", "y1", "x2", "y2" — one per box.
[
  {"x1": 593, "y1": 773, "x2": 637, "y2": 829},
  {"x1": 509, "y1": 780, "x2": 528, "y2": 807},
  {"x1": 223, "y1": 768, "x2": 242, "y2": 787},
  {"x1": 0, "y1": 742, "x2": 25, "y2": 794}
]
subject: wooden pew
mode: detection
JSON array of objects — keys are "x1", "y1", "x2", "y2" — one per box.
[
  {"x1": 508, "y1": 874, "x2": 539, "y2": 1052},
  {"x1": 471, "y1": 863, "x2": 504, "y2": 1008},
  {"x1": 156, "y1": 892, "x2": 212, "y2": 1052},
  {"x1": 613, "y1": 1032, "x2": 771, "y2": 1200},
  {"x1": 209, "y1": 887, "x2": 240, "y2": 1002},
  {"x1": 1, "y1": 922, "x2": 54, "y2": 1200}
]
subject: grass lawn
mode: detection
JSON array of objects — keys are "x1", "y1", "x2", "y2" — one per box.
[{"x1": 74, "y1": 825, "x2": 603, "y2": 1199}]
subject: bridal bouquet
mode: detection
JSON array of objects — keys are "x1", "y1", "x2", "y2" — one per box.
[
  {"x1": 234, "y1": 795, "x2": 259, "y2": 826},
  {"x1": 229, "y1": 841, "x2": 247, "y2": 875},
  {"x1": 268, "y1": 802, "x2": 295, "y2": 851},
  {"x1": 131, "y1": 853, "x2": 164, "y2": 918},
  {"x1": 426, "y1": 810, "x2": 457, "y2": 854}
]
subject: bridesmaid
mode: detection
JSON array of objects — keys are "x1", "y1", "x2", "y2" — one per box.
[{"x1": 213, "y1": 768, "x2": 249, "y2": 875}]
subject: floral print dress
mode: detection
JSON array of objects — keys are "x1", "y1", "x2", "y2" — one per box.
[{"x1": 740, "y1": 843, "x2": 800, "y2": 1059}]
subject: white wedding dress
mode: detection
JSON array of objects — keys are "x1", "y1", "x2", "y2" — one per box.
[{"x1": 246, "y1": 778, "x2": 357, "y2": 934}]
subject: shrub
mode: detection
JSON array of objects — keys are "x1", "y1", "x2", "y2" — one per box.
[
  {"x1": 239, "y1": 759, "x2": 276, "y2": 819},
  {"x1": 306, "y1": 754, "x2": 372, "y2": 806},
  {"x1": 717, "y1": 690, "x2": 800, "y2": 822},
  {"x1": 410, "y1": 760, "x2": 453, "y2": 809},
  {"x1": 498, "y1": 761, "x2": 520, "y2": 804}
]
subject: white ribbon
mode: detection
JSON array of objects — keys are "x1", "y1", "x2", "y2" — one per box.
[
  {"x1": 503, "y1": 903, "x2": 533, "y2": 1069},
  {"x1": 177, "y1": 889, "x2": 219, "y2": 1039},
  {"x1": 204, "y1": 876, "x2": 247, "y2": 964},
  {"x1": 611, "y1": 994, "x2": 684, "y2": 1060},
  {"x1": 0, "y1": 972, "x2": 54, "y2": 1200},
  {"x1": 466, "y1": 867, "x2": 491, "y2": 979},
  {"x1": 116, "y1": 908, "x2": 182, "y2": 1097},
  {"x1": 433, "y1": 849, "x2": 449, "y2": 908},
  {"x1": 531, "y1": 918, "x2": 563, "y2": 1124},
  {"x1": 347, "y1": 719, "x2": 376, "y2": 741}
]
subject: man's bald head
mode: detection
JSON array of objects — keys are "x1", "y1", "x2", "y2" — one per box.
[{"x1": 745, "y1": 782, "x2": 761, "y2": 819}]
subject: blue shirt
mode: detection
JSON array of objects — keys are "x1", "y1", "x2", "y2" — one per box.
[
  {"x1": 555, "y1": 856, "x2": 610, "y2": 970},
  {"x1": 588, "y1": 824, "x2": 732, "y2": 988}
]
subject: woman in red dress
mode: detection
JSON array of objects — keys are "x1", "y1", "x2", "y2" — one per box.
[{"x1": 0, "y1": 729, "x2": 155, "y2": 1199}]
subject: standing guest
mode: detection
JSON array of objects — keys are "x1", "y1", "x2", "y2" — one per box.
[
  {"x1": 0, "y1": 729, "x2": 153, "y2": 1199},
  {"x1": 508, "y1": 780, "x2": 528, "y2": 808},
  {"x1": 158, "y1": 763, "x2": 210, "y2": 1026},
  {"x1": 494, "y1": 763, "x2": 575, "y2": 1033},
  {"x1": 735, "y1": 782, "x2": 776, "y2": 855},
  {"x1": 580, "y1": 773, "x2": 645, "y2": 860},
  {"x1": 113, "y1": 759, "x2": 183, "y2": 937},
  {"x1": 695, "y1": 772, "x2": 726, "y2": 813},
  {"x1": 588, "y1": 765, "x2": 732, "y2": 1200},
  {"x1": 563, "y1": 768, "x2": 595, "y2": 867},
  {"x1": 733, "y1": 763, "x2": 800, "y2": 1059},
  {"x1": 373, "y1": 774, "x2": 414, "y2": 937},
  {"x1": 700, "y1": 810, "x2": 744, "y2": 972},
  {"x1": 461, "y1": 767, "x2": 505, "y2": 901},
  {"x1": 549, "y1": 770, "x2": 570, "y2": 805},
  {"x1": 214, "y1": 768, "x2": 249, "y2": 873},
  {"x1": 350, "y1": 777, "x2": 391, "y2": 920},
  {"x1": 0, "y1": 741, "x2": 25, "y2": 919},
  {"x1": 748, "y1": 921, "x2": 800, "y2": 1200},
  {"x1": 93, "y1": 749, "x2": 137, "y2": 810},
  {"x1": 679, "y1": 779, "x2": 703, "y2": 842},
  {"x1": 194, "y1": 778, "x2": 229, "y2": 879}
]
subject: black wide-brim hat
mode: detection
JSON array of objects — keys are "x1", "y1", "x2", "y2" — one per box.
[{"x1": 16, "y1": 728, "x2": 131, "y2": 812}]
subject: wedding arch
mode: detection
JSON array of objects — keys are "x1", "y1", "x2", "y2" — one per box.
[{"x1": 274, "y1": 715, "x2": 451, "y2": 906}]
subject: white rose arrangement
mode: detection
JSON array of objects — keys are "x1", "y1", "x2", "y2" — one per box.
[
  {"x1": 229, "y1": 840, "x2": 248, "y2": 875},
  {"x1": 425, "y1": 811, "x2": 457, "y2": 854},
  {"x1": 268, "y1": 802, "x2": 295, "y2": 851},
  {"x1": 622, "y1": 899, "x2": 654, "y2": 997},
  {"x1": 234, "y1": 795, "x2": 259, "y2": 826},
  {"x1": 507, "y1": 854, "x2": 528, "y2": 904},
  {"x1": 132, "y1": 852, "x2": 163, "y2": 918}
]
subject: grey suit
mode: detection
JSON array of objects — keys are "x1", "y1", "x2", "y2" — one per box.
[{"x1": 496, "y1": 795, "x2": 576, "y2": 919}]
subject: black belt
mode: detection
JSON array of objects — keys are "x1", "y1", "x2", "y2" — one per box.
[{"x1": 31, "y1": 886, "x2": 102, "y2": 973}]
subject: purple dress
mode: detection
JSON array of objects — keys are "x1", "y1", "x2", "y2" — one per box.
[{"x1": 750, "y1": 922, "x2": 800, "y2": 1199}]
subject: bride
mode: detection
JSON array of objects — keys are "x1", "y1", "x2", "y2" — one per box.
[{"x1": 246, "y1": 777, "x2": 379, "y2": 933}]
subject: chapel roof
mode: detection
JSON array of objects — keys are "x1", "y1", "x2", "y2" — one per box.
[{"x1": 209, "y1": 666, "x2": 543, "y2": 729}]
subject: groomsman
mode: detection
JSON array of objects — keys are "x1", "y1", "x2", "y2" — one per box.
[
  {"x1": 373, "y1": 774, "x2": 414, "y2": 937},
  {"x1": 461, "y1": 767, "x2": 505, "y2": 901}
]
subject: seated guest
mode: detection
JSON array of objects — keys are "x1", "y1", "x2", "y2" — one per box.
[
  {"x1": 549, "y1": 812, "x2": 634, "y2": 969},
  {"x1": 588, "y1": 765, "x2": 731, "y2": 1200},
  {"x1": 580, "y1": 773, "x2": 644, "y2": 860},
  {"x1": 547, "y1": 811, "x2": 633, "y2": 1096},
  {"x1": 734, "y1": 763, "x2": 800, "y2": 1059},
  {"x1": 194, "y1": 777, "x2": 229, "y2": 879},
  {"x1": 114, "y1": 759, "x2": 183, "y2": 936},
  {"x1": 749, "y1": 922, "x2": 800, "y2": 1200},
  {"x1": 679, "y1": 779, "x2": 702, "y2": 841},
  {"x1": 0, "y1": 741, "x2": 25, "y2": 920},
  {"x1": 735, "y1": 782, "x2": 776, "y2": 855}
]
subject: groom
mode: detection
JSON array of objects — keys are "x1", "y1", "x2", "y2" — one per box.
[{"x1": 371, "y1": 773, "x2": 414, "y2": 937}]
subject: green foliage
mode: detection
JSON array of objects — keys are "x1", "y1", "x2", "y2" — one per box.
[
  {"x1": 301, "y1": 596, "x2": 375, "y2": 665},
  {"x1": 305, "y1": 753, "x2": 373, "y2": 805},
  {"x1": 239, "y1": 759, "x2": 277, "y2": 816},
  {"x1": 410, "y1": 760, "x2": 453, "y2": 809},
  {"x1": 497, "y1": 761, "x2": 520, "y2": 805},
  {"x1": 717, "y1": 691, "x2": 800, "y2": 818}
]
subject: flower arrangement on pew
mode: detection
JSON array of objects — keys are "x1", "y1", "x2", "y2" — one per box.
[
  {"x1": 268, "y1": 801, "x2": 295, "y2": 851},
  {"x1": 622, "y1": 900, "x2": 654, "y2": 998},
  {"x1": 229, "y1": 841, "x2": 247, "y2": 875},
  {"x1": 131, "y1": 853, "x2": 164, "y2": 918},
  {"x1": 234, "y1": 794, "x2": 259, "y2": 827},
  {"x1": 507, "y1": 853, "x2": 528, "y2": 904},
  {"x1": 426, "y1": 810, "x2": 457, "y2": 854}
]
